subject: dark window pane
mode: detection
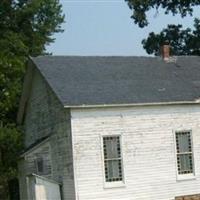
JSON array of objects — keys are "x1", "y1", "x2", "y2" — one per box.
[
  {"x1": 105, "y1": 160, "x2": 122, "y2": 182},
  {"x1": 36, "y1": 157, "x2": 44, "y2": 174},
  {"x1": 177, "y1": 154, "x2": 193, "y2": 174},
  {"x1": 176, "y1": 132, "x2": 191, "y2": 153},
  {"x1": 103, "y1": 137, "x2": 121, "y2": 159}
]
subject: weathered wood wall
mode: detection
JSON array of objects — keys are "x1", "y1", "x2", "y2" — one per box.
[{"x1": 18, "y1": 67, "x2": 75, "y2": 200}]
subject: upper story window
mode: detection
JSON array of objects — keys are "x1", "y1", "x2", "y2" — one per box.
[
  {"x1": 175, "y1": 131, "x2": 194, "y2": 175},
  {"x1": 103, "y1": 136, "x2": 123, "y2": 182}
]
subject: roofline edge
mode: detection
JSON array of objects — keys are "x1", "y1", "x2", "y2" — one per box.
[
  {"x1": 64, "y1": 100, "x2": 200, "y2": 109},
  {"x1": 20, "y1": 136, "x2": 50, "y2": 158}
]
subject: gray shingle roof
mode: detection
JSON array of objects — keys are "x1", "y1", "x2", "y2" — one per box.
[{"x1": 31, "y1": 56, "x2": 200, "y2": 107}]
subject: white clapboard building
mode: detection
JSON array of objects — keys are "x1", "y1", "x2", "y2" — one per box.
[{"x1": 18, "y1": 49, "x2": 200, "y2": 200}]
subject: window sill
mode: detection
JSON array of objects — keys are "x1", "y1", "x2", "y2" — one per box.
[
  {"x1": 177, "y1": 174, "x2": 196, "y2": 181},
  {"x1": 103, "y1": 181, "x2": 125, "y2": 189}
]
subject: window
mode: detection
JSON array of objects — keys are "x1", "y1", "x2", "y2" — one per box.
[
  {"x1": 103, "y1": 136, "x2": 123, "y2": 182},
  {"x1": 35, "y1": 156, "x2": 44, "y2": 174},
  {"x1": 175, "y1": 131, "x2": 194, "y2": 175}
]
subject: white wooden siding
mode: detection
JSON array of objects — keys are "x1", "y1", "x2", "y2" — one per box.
[{"x1": 71, "y1": 105, "x2": 200, "y2": 200}]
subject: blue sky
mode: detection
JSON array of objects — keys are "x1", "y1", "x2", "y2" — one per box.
[{"x1": 47, "y1": 1, "x2": 199, "y2": 56}]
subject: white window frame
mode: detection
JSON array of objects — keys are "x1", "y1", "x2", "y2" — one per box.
[
  {"x1": 174, "y1": 129, "x2": 195, "y2": 180},
  {"x1": 101, "y1": 134, "x2": 125, "y2": 188}
]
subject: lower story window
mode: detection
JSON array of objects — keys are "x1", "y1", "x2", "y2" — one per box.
[
  {"x1": 103, "y1": 136, "x2": 123, "y2": 182},
  {"x1": 175, "y1": 131, "x2": 194, "y2": 175}
]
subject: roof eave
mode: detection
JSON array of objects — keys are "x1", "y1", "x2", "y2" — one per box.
[
  {"x1": 64, "y1": 100, "x2": 200, "y2": 109},
  {"x1": 20, "y1": 136, "x2": 50, "y2": 158}
]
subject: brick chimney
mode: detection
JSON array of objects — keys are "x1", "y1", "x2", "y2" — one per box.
[{"x1": 162, "y1": 44, "x2": 170, "y2": 61}]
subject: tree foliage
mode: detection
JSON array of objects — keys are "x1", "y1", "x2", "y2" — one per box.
[
  {"x1": 142, "y1": 18, "x2": 200, "y2": 56},
  {"x1": 0, "y1": 0, "x2": 64, "y2": 124},
  {"x1": 125, "y1": 0, "x2": 200, "y2": 55},
  {"x1": 125, "y1": 0, "x2": 200, "y2": 28},
  {"x1": 0, "y1": 0, "x2": 64, "y2": 198},
  {"x1": 0, "y1": 125, "x2": 23, "y2": 199}
]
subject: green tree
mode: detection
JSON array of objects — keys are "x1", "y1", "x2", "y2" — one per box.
[
  {"x1": 0, "y1": 0, "x2": 64, "y2": 198},
  {"x1": 125, "y1": 0, "x2": 200, "y2": 55},
  {"x1": 0, "y1": 125, "x2": 23, "y2": 200},
  {"x1": 142, "y1": 18, "x2": 200, "y2": 56},
  {"x1": 0, "y1": 0, "x2": 64, "y2": 124}
]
